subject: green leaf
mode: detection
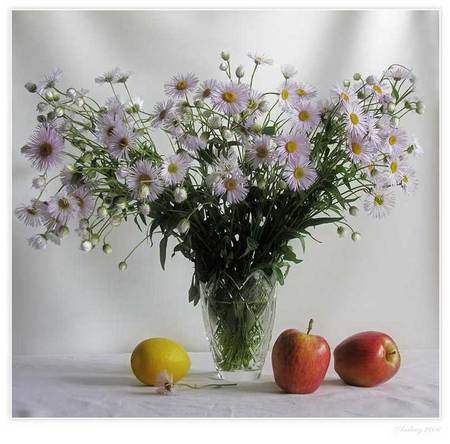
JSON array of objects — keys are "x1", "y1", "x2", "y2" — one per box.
[
  {"x1": 262, "y1": 126, "x2": 276, "y2": 136},
  {"x1": 301, "y1": 216, "x2": 342, "y2": 229},
  {"x1": 159, "y1": 236, "x2": 168, "y2": 270},
  {"x1": 273, "y1": 266, "x2": 285, "y2": 285},
  {"x1": 299, "y1": 235, "x2": 306, "y2": 253},
  {"x1": 188, "y1": 273, "x2": 200, "y2": 306}
]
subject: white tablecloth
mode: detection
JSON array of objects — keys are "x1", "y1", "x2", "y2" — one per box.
[{"x1": 12, "y1": 350, "x2": 439, "y2": 417}]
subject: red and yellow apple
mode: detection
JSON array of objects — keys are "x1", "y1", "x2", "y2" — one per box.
[
  {"x1": 334, "y1": 331, "x2": 400, "y2": 387},
  {"x1": 272, "y1": 320, "x2": 331, "y2": 394}
]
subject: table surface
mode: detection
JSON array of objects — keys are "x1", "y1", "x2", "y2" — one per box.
[{"x1": 12, "y1": 350, "x2": 439, "y2": 418}]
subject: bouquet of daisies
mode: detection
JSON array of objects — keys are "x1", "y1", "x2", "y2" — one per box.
[{"x1": 16, "y1": 51, "x2": 424, "y2": 305}]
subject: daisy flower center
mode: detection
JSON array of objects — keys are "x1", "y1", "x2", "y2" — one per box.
[
  {"x1": 222, "y1": 91, "x2": 237, "y2": 103},
  {"x1": 224, "y1": 178, "x2": 237, "y2": 191},
  {"x1": 168, "y1": 162, "x2": 179, "y2": 174},
  {"x1": 390, "y1": 161, "x2": 398, "y2": 173},
  {"x1": 350, "y1": 113, "x2": 360, "y2": 125},
  {"x1": 159, "y1": 110, "x2": 167, "y2": 120},
  {"x1": 256, "y1": 144, "x2": 269, "y2": 158},
  {"x1": 374, "y1": 194, "x2": 385, "y2": 206},
  {"x1": 58, "y1": 198, "x2": 70, "y2": 210},
  {"x1": 351, "y1": 142, "x2": 362, "y2": 155},
  {"x1": 119, "y1": 137, "x2": 129, "y2": 148},
  {"x1": 402, "y1": 175, "x2": 409, "y2": 184},
  {"x1": 202, "y1": 88, "x2": 211, "y2": 98},
  {"x1": 372, "y1": 85, "x2": 382, "y2": 94},
  {"x1": 293, "y1": 166, "x2": 305, "y2": 180},
  {"x1": 297, "y1": 88, "x2": 306, "y2": 96},
  {"x1": 341, "y1": 92, "x2": 350, "y2": 102},
  {"x1": 139, "y1": 174, "x2": 152, "y2": 186},
  {"x1": 26, "y1": 208, "x2": 37, "y2": 216},
  {"x1": 389, "y1": 135, "x2": 397, "y2": 145},
  {"x1": 298, "y1": 111, "x2": 310, "y2": 121},
  {"x1": 281, "y1": 89, "x2": 289, "y2": 100},
  {"x1": 75, "y1": 196, "x2": 85, "y2": 209},
  {"x1": 176, "y1": 80, "x2": 189, "y2": 91},
  {"x1": 39, "y1": 142, "x2": 53, "y2": 158},
  {"x1": 107, "y1": 126, "x2": 115, "y2": 137},
  {"x1": 285, "y1": 141, "x2": 298, "y2": 153}
]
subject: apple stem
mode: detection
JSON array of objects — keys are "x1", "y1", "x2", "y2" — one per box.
[{"x1": 307, "y1": 319, "x2": 314, "y2": 335}]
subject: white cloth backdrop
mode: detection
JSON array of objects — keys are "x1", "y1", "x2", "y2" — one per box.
[{"x1": 12, "y1": 10, "x2": 439, "y2": 356}]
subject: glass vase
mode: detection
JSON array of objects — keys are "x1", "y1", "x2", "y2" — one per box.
[{"x1": 200, "y1": 269, "x2": 277, "y2": 382}]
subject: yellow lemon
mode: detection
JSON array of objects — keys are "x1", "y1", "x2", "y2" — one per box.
[{"x1": 130, "y1": 338, "x2": 191, "y2": 385}]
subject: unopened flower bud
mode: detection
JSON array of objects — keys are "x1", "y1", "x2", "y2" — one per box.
[
  {"x1": 81, "y1": 240, "x2": 93, "y2": 252},
  {"x1": 36, "y1": 102, "x2": 48, "y2": 112},
  {"x1": 97, "y1": 206, "x2": 108, "y2": 218},
  {"x1": 258, "y1": 100, "x2": 269, "y2": 113},
  {"x1": 353, "y1": 73, "x2": 361, "y2": 81},
  {"x1": 173, "y1": 187, "x2": 188, "y2": 203},
  {"x1": 387, "y1": 102, "x2": 396, "y2": 113},
  {"x1": 47, "y1": 111, "x2": 56, "y2": 121},
  {"x1": 357, "y1": 90, "x2": 366, "y2": 100},
  {"x1": 115, "y1": 197, "x2": 127, "y2": 210},
  {"x1": 66, "y1": 88, "x2": 77, "y2": 97},
  {"x1": 222, "y1": 129, "x2": 233, "y2": 141},
  {"x1": 103, "y1": 243, "x2": 112, "y2": 254},
  {"x1": 139, "y1": 184, "x2": 150, "y2": 199},
  {"x1": 343, "y1": 79, "x2": 351, "y2": 87},
  {"x1": 44, "y1": 90, "x2": 54, "y2": 100},
  {"x1": 390, "y1": 116, "x2": 399, "y2": 128},
  {"x1": 208, "y1": 115, "x2": 222, "y2": 129},
  {"x1": 37, "y1": 115, "x2": 47, "y2": 123},
  {"x1": 219, "y1": 62, "x2": 228, "y2": 72},
  {"x1": 55, "y1": 107, "x2": 64, "y2": 117},
  {"x1": 58, "y1": 225, "x2": 70, "y2": 238},
  {"x1": 110, "y1": 215, "x2": 122, "y2": 227},
  {"x1": 76, "y1": 97, "x2": 85, "y2": 107},
  {"x1": 24, "y1": 82, "x2": 37, "y2": 93},
  {"x1": 177, "y1": 218, "x2": 190, "y2": 234},
  {"x1": 349, "y1": 206, "x2": 359, "y2": 216},
  {"x1": 366, "y1": 75, "x2": 375, "y2": 85},
  {"x1": 118, "y1": 261, "x2": 127, "y2": 271},
  {"x1": 91, "y1": 234, "x2": 100, "y2": 246},
  {"x1": 139, "y1": 202, "x2": 150, "y2": 216},
  {"x1": 351, "y1": 232, "x2": 361, "y2": 242},
  {"x1": 32, "y1": 176, "x2": 46, "y2": 189},
  {"x1": 235, "y1": 65, "x2": 245, "y2": 79},
  {"x1": 79, "y1": 218, "x2": 89, "y2": 230},
  {"x1": 337, "y1": 226, "x2": 346, "y2": 238},
  {"x1": 416, "y1": 101, "x2": 425, "y2": 114},
  {"x1": 220, "y1": 51, "x2": 230, "y2": 61},
  {"x1": 404, "y1": 100, "x2": 412, "y2": 109}
]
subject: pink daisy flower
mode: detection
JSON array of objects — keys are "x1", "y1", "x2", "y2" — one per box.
[
  {"x1": 276, "y1": 132, "x2": 311, "y2": 163},
  {"x1": 108, "y1": 125, "x2": 137, "y2": 159},
  {"x1": 289, "y1": 101, "x2": 321, "y2": 133},
  {"x1": 194, "y1": 79, "x2": 218, "y2": 101},
  {"x1": 47, "y1": 191, "x2": 79, "y2": 223},
  {"x1": 127, "y1": 160, "x2": 164, "y2": 201},
  {"x1": 164, "y1": 73, "x2": 198, "y2": 98},
  {"x1": 160, "y1": 153, "x2": 192, "y2": 186},
  {"x1": 72, "y1": 187, "x2": 96, "y2": 219},
  {"x1": 24, "y1": 124, "x2": 64, "y2": 171},
  {"x1": 283, "y1": 156, "x2": 318, "y2": 191},
  {"x1": 247, "y1": 135, "x2": 274, "y2": 167},
  {"x1": 211, "y1": 82, "x2": 249, "y2": 115}
]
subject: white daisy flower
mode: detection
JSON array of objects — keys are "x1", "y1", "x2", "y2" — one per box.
[
  {"x1": 276, "y1": 132, "x2": 311, "y2": 163},
  {"x1": 126, "y1": 97, "x2": 144, "y2": 113},
  {"x1": 399, "y1": 167, "x2": 418, "y2": 194},
  {"x1": 27, "y1": 234, "x2": 48, "y2": 250},
  {"x1": 283, "y1": 156, "x2": 318, "y2": 191},
  {"x1": 294, "y1": 82, "x2": 317, "y2": 101},
  {"x1": 212, "y1": 170, "x2": 249, "y2": 204},
  {"x1": 247, "y1": 135, "x2": 274, "y2": 167},
  {"x1": 194, "y1": 79, "x2": 218, "y2": 101},
  {"x1": 15, "y1": 201, "x2": 44, "y2": 227},
  {"x1": 150, "y1": 100, "x2": 175, "y2": 128},
  {"x1": 37, "y1": 68, "x2": 63, "y2": 94},
  {"x1": 363, "y1": 186, "x2": 396, "y2": 219},
  {"x1": 332, "y1": 84, "x2": 356, "y2": 106},
  {"x1": 164, "y1": 73, "x2": 199, "y2": 98},
  {"x1": 344, "y1": 103, "x2": 368, "y2": 137},
  {"x1": 346, "y1": 134, "x2": 373, "y2": 164},
  {"x1": 278, "y1": 80, "x2": 298, "y2": 110},
  {"x1": 248, "y1": 52, "x2": 273, "y2": 66},
  {"x1": 384, "y1": 66, "x2": 413, "y2": 82},
  {"x1": 127, "y1": 160, "x2": 164, "y2": 201},
  {"x1": 383, "y1": 126, "x2": 409, "y2": 156},
  {"x1": 406, "y1": 136, "x2": 424, "y2": 156},
  {"x1": 281, "y1": 64, "x2": 297, "y2": 80},
  {"x1": 384, "y1": 155, "x2": 405, "y2": 185},
  {"x1": 95, "y1": 68, "x2": 120, "y2": 84},
  {"x1": 47, "y1": 191, "x2": 78, "y2": 223},
  {"x1": 160, "y1": 153, "x2": 192, "y2": 186},
  {"x1": 290, "y1": 101, "x2": 321, "y2": 133}
]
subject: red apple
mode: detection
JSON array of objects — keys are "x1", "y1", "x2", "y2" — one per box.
[
  {"x1": 272, "y1": 320, "x2": 331, "y2": 394},
  {"x1": 334, "y1": 331, "x2": 401, "y2": 387}
]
